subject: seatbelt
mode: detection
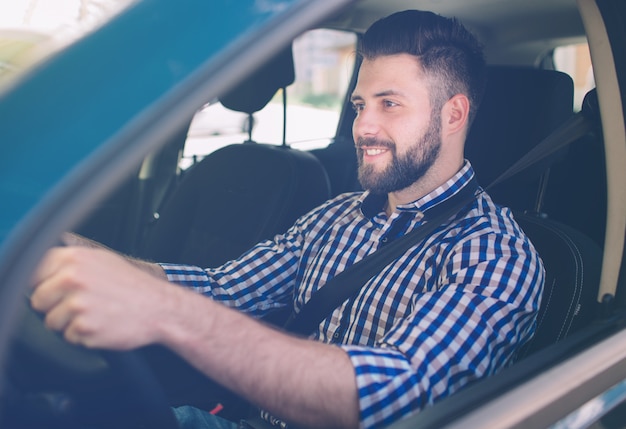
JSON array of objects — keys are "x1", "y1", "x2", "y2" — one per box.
[
  {"x1": 486, "y1": 114, "x2": 593, "y2": 191},
  {"x1": 284, "y1": 89, "x2": 598, "y2": 337}
]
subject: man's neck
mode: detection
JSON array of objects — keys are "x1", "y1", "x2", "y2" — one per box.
[{"x1": 385, "y1": 159, "x2": 464, "y2": 216}]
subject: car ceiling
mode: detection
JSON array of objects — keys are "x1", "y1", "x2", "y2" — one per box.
[{"x1": 323, "y1": 0, "x2": 585, "y2": 65}]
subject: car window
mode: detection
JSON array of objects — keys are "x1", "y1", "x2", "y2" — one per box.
[
  {"x1": 181, "y1": 28, "x2": 357, "y2": 170},
  {"x1": 553, "y1": 42, "x2": 595, "y2": 111}
]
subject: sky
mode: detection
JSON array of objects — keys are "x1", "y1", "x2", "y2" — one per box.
[{"x1": 1, "y1": 0, "x2": 82, "y2": 32}]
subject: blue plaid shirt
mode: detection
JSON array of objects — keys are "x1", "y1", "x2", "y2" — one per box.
[{"x1": 161, "y1": 161, "x2": 544, "y2": 428}]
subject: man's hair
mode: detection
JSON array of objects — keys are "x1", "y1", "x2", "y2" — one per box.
[{"x1": 358, "y1": 10, "x2": 486, "y2": 126}]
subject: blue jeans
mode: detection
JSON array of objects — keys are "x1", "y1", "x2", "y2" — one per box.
[{"x1": 173, "y1": 405, "x2": 239, "y2": 429}]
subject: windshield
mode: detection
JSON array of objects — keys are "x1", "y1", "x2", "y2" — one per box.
[{"x1": 0, "y1": 0, "x2": 136, "y2": 87}]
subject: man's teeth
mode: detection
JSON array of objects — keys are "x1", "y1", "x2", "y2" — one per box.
[{"x1": 365, "y1": 148, "x2": 387, "y2": 155}]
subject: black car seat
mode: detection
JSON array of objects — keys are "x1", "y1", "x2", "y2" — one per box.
[
  {"x1": 475, "y1": 85, "x2": 605, "y2": 359},
  {"x1": 137, "y1": 46, "x2": 331, "y2": 268},
  {"x1": 465, "y1": 66, "x2": 575, "y2": 213}
]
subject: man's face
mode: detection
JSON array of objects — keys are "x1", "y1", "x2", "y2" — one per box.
[{"x1": 351, "y1": 54, "x2": 441, "y2": 194}]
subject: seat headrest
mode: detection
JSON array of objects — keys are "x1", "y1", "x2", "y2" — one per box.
[
  {"x1": 581, "y1": 88, "x2": 599, "y2": 120},
  {"x1": 220, "y1": 46, "x2": 295, "y2": 114}
]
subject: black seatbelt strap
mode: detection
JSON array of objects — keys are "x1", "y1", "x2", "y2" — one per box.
[
  {"x1": 486, "y1": 113, "x2": 593, "y2": 191},
  {"x1": 283, "y1": 177, "x2": 479, "y2": 336}
]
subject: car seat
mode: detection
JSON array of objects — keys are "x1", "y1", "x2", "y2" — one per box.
[
  {"x1": 479, "y1": 86, "x2": 605, "y2": 358},
  {"x1": 137, "y1": 45, "x2": 331, "y2": 268}
]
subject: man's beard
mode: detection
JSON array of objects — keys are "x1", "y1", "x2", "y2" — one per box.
[{"x1": 356, "y1": 115, "x2": 442, "y2": 194}]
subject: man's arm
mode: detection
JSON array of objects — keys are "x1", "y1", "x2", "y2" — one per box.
[{"x1": 30, "y1": 245, "x2": 359, "y2": 428}]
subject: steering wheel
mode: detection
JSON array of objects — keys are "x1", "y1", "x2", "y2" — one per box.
[{"x1": 5, "y1": 298, "x2": 180, "y2": 429}]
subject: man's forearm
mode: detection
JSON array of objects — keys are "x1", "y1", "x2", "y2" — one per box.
[{"x1": 155, "y1": 287, "x2": 360, "y2": 428}]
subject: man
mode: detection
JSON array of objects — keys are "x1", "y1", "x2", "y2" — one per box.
[{"x1": 31, "y1": 9, "x2": 544, "y2": 429}]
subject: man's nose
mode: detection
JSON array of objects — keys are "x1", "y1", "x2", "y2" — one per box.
[{"x1": 352, "y1": 108, "x2": 380, "y2": 139}]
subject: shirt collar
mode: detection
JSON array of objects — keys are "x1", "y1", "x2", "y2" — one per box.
[{"x1": 359, "y1": 160, "x2": 478, "y2": 219}]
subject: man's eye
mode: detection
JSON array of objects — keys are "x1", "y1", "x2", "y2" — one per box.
[
  {"x1": 351, "y1": 103, "x2": 364, "y2": 112},
  {"x1": 384, "y1": 100, "x2": 398, "y2": 108}
]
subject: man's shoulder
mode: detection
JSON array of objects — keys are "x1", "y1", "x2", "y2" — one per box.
[
  {"x1": 457, "y1": 191, "x2": 526, "y2": 238},
  {"x1": 294, "y1": 191, "x2": 365, "y2": 232}
]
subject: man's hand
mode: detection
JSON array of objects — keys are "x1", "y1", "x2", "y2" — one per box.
[{"x1": 30, "y1": 246, "x2": 174, "y2": 349}]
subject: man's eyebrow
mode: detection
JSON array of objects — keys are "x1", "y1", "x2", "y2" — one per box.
[{"x1": 350, "y1": 89, "x2": 404, "y2": 102}]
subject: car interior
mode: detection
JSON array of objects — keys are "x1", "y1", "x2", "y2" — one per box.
[
  {"x1": 2, "y1": 0, "x2": 626, "y2": 427},
  {"x1": 73, "y1": 25, "x2": 607, "y2": 426}
]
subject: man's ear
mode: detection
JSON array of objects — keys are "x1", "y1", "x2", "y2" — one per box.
[{"x1": 442, "y1": 94, "x2": 470, "y2": 136}]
